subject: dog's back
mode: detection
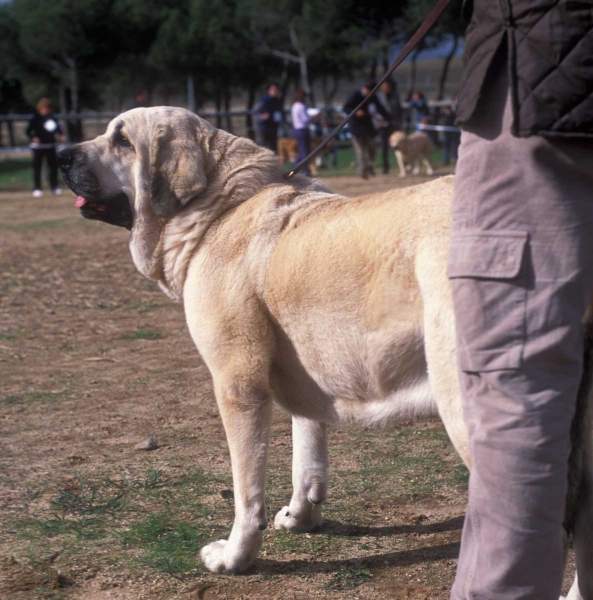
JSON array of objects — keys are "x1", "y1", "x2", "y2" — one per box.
[{"x1": 263, "y1": 177, "x2": 454, "y2": 426}]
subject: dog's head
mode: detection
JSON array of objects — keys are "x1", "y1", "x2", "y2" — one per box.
[
  {"x1": 389, "y1": 130, "x2": 406, "y2": 150},
  {"x1": 58, "y1": 107, "x2": 213, "y2": 230}
]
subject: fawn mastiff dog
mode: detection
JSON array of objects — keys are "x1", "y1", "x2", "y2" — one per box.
[
  {"x1": 58, "y1": 107, "x2": 591, "y2": 599},
  {"x1": 389, "y1": 130, "x2": 434, "y2": 178}
]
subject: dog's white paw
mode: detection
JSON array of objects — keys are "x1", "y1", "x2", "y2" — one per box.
[
  {"x1": 200, "y1": 539, "x2": 230, "y2": 573},
  {"x1": 200, "y1": 539, "x2": 253, "y2": 574},
  {"x1": 274, "y1": 505, "x2": 323, "y2": 532}
]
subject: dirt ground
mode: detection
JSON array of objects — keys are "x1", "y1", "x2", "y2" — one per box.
[{"x1": 0, "y1": 169, "x2": 576, "y2": 599}]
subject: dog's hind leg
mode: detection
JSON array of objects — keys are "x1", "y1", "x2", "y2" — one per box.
[
  {"x1": 395, "y1": 150, "x2": 407, "y2": 178},
  {"x1": 274, "y1": 417, "x2": 328, "y2": 532},
  {"x1": 422, "y1": 155, "x2": 434, "y2": 175},
  {"x1": 200, "y1": 377, "x2": 273, "y2": 574}
]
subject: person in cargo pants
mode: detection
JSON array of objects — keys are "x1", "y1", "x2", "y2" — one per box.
[{"x1": 449, "y1": 1, "x2": 593, "y2": 599}]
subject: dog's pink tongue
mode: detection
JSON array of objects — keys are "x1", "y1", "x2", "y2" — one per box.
[{"x1": 75, "y1": 196, "x2": 86, "y2": 208}]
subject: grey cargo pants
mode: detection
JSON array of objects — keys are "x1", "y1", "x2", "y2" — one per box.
[{"x1": 450, "y1": 64, "x2": 593, "y2": 598}]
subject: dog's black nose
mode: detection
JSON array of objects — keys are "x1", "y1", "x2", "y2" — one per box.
[{"x1": 57, "y1": 147, "x2": 75, "y2": 171}]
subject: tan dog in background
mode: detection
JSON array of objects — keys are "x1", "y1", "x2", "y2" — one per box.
[
  {"x1": 277, "y1": 136, "x2": 334, "y2": 175},
  {"x1": 389, "y1": 130, "x2": 434, "y2": 178},
  {"x1": 58, "y1": 108, "x2": 592, "y2": 599}
]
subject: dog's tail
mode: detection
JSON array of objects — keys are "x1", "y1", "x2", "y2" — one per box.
[{"x1": 564, "y1": 313, "x2": 593, "y2": 598}]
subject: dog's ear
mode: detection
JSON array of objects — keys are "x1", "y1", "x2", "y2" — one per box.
[{"x1": 147, "y1": 123, "x2": 208, "y2": 219}]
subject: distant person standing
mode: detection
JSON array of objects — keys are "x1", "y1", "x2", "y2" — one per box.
[
  {"x1": 290, "y1": 89, "x2": 312, "y2": 176},
  {"x1": 442, "y1": 104, "x2": 460, "y2": 166},
  {"x1": 375, "y1": 79, "x2": 403, "y2": 174},
  {"x1": 256, "y1": 82, "x2": 284, "y2": 152},
  {"x1": 343, "y1": 81, "x2": 390, "y2": 179},
  {"x1": 27, "y1": 98, "x2": 66, "y2": 198},
  {"x1": 408, "y1": 91, "x2": 431, "y2": 130}
]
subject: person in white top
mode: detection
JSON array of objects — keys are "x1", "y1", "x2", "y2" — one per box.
[{"x1": 290, "y1": 89, "x2": 312, "y2": 176}]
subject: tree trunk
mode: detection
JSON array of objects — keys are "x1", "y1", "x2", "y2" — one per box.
[
  {"x1": 187, "y1": 74, "x2": 196, "y2": 112},
  {"x1": 408, "y1": 43, "x2": 425, "y2": 97},
  {"x1": 307, "y1": 75, "x2": 316, "y2": 107},
  {"x1": 298, "y1": 55, "x2": 311, "y2": 95},
  {"x1": 245, "y1": 80, "x2": 257, "y2": 140},
  {"x1": 279, "y1": 58, "x2": 290, "y2": 103},
  {"x1": 321, "y1": 75, "x2": 339, "y2": 106},
  {"x1": 382, "y1": 43, "x2": 390, "y2": 73},
  {"x1": 7, "y1": 120, "x2": 16, "y2": 147},
  {"x1": 68, "y1": 59, "x2": 79, "y2": 113},
  {"x1": 67, "y1": 58, "x2": 83, "y2": 142},
  {"x1": 215, "y1": 90, "x2": 223, "y2": 129},
  {"x1": 224, "y1": 87, "x2": 232, "y2": 133},
  {"x1": 369, "y1": 57, "x2": 377, "y2": 80},
  {"x1": 437, "y1": 35, "x2": 459, "y2": 100},
  {"x1": 58, "y1": 81, "x2": 67, "y2": 119}
]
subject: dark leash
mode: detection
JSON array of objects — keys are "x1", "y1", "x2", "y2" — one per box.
[{"x1": 285, "y1": 0, "x2": 452, "y2": 179}]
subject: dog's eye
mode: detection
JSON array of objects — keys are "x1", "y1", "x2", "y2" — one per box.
[{"x1": 115, "y1": 132, "x2": 132, "y2": 148}]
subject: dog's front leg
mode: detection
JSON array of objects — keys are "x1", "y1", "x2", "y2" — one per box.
[
  {"x1": 274, "y1": 417, "x2": 328, "y2": 532},
  {"x1": 395, "y1": 150, "x2": 407, "y2": 178},
  {"x1": 200, "y1": 381, "x2": 272, "y2": 574},
  {"x1": 422, "y1": 156, "x2": 434, "y2": 175}
]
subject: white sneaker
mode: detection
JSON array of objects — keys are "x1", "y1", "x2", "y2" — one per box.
[
  {"x1": 32, "y1": 189, "x2": 43, "y2": 198},
  {"x1": 52, "y1": 188, "x2": 63, "y2": 196}
]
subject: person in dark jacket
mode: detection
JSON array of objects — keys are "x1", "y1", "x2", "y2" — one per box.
[
  {"x1": 375, "y1": 79, "x2": 402, "y2": 174},
  {"x1": 343, "y1": 81, "x2": 390, "y2": 179},
  {"x1": 408, "y1": 90, "x2": 431, "y2": 131},
  {"x1": 256, "y1": 82, "x2": 284, "y2": 153},
  {"x1": 27, "y1": 98, "x2": 65, "y2": 197},
  {"x1": 449, "y1": 2, "x2": 593, "y2": 599}
]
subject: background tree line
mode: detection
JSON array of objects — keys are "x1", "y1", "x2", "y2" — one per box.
[{"x1": 0, "y1": 0, "x2": 464, "y2": 133}]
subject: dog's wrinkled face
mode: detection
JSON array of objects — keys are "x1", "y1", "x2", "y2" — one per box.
[
  {"x1": 58, "y1": 116, "x2": 138, "y2": 229},
  {"x1": 58, "y1": 107, "x2": 210, "y2": 231}
]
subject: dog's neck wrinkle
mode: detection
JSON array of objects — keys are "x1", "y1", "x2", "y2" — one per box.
[{"x1": 157, "y1": 140, "x2": 292, "y2": 300}]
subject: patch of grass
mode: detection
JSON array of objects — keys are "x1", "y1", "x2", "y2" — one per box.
[
  {"x1": 325, "y1": 564, "x2": 372, "y2": 590},
  {"x1": 1, "y1": 391, "x2": 65, "y2": 407},
  {"x1": 120, "y1": 328, "x2": 164, "y2": 341},
  {"x1": 50, "y1": 479, "x2": 127, "y2": 517},
  {"x1": 17, "y1": 516, "x2": 107, "y2": 541},
  {"x1": 0, "y1": 157, "x2": 36, "y2": 190},
  {"x1": 0, "y1": 332, "x2": 15, "y2": 340},
  {"x1": 121, "y1": 513, "x2": 213, "y2": 579}
]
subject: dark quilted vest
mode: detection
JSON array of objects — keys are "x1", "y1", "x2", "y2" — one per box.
[{"x1": 457, "y1": 0, "x2": 593, "y2": 137}]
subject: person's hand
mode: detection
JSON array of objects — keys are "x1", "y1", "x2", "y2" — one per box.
[
  {"x1": 58, "y1": 135, "x2": 66, "y2": 143},
  {"x1": 32, "y1": 137, "x2": 40, "y2": 144},
  {"x1": 261, "y1": 112, "x2": 270, "y2": 120},
  {"x1": 356, "y1": 109, "x2": 365, "y2": 117}
]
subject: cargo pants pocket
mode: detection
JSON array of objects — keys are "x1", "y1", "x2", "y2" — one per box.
[{"x1": 448, "y1": 230, "x2": 529, "y2": 372}]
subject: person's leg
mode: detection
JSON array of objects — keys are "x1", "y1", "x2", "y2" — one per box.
[
  {"x1": 262, "y1": 130, "x2": 277, "y2": 152},
  {"x1": 379, "y1": 128, "x2": 390, "y2": 173},
  {"x1": 367, "y1": 137, "x2": 377, "y2": 176},
  {"x1": 294, "y1": 129, "x2": 311, "y2": 175},
  {"x1": 32, "y1": 149, "x2": 42, "y2": 191},
  {"x1": 450, "y1": 58, "x2": 593, "y2": 600},
  {"x1": 443, "y1": 136, "x2": 452, "y2": 165},
  {"x1": 351, "y1": 136, "x2": 369, "y2": 178},
  {"x1": 47, "y1": 148, "x2": 59, "y2": 190}
]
